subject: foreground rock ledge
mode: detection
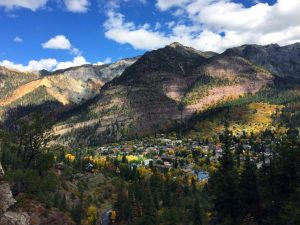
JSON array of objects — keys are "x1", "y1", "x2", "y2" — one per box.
[{"x1": 0, "y1": 163, "x2": 30, "y2": 225}]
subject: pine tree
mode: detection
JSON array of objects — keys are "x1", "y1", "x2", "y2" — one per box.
[
  {"x1": 193, "y1": 197, "x2": 203, "y2": 225},
  {"x1": 210, "y1": 123, "x2": 241, "y2": 224},
  {"x1": 140, "y1": 185, "x2": 157, "y2": 225},
  {"x1": 129, "y1": 188, "x2": 141, "y2": 225},
  {"x1": 240, "y1": 155, "x2": 261, "y2": 221}
]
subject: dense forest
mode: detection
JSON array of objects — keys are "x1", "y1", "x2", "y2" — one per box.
[{"x1": 1, "y1": 106, "x2": 299, "y2": 225}]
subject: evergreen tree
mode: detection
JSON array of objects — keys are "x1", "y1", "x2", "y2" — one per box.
[
  {"x1": 140, "y1": 185, "x2": 157, "y2": 225},
  {"x1": 193, "y1": 197, "x2": 203, "y2": 225},
  {"x1": 240, "y1": 155, "x2": 261, "y2": 221},
  {"x1": 210, "y1": 123, "x2": 241, "y2": 224}
]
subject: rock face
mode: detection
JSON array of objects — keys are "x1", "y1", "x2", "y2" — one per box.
[
  {"x1": 225, "y1": 43, "x2": 300, "y2": 80},
  {"x1": 0, "y1": 211, "x2": 30, "y2": 225},
  {"x1": 57, "y1": 43, "x2": 273, "y2": 145},
  {"x1": 0, "y1": 163, "x2": 30, "y2": 225},
  {"x1": 0, "y1": 164, "x2": 74, "y2": 225}
]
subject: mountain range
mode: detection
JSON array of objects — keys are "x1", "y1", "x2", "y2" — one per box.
[{"x1": 1, "y1": 42, "x2": 300, "y2": 145}]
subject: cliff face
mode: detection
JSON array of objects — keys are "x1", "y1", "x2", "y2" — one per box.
[
  {"x1": 57, "y1": 43, "x2": 273, "y2": 145},
  {"x1": 225, "y1": 43, "x2": 300, "y2": 80}
]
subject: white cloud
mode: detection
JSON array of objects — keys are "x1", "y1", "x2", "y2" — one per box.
[
  {"x1": 55, "y1": 56, "x2": 89, "y2": 70},
  {"x1": 42, "y1": 35, "x2": 72, "y2": 50},
  {"x1": 0, "y1": 58, "x2": 58, "y2": 71},
  {"x1": 154, "y1": 22, "x2": 161, "y2": 30},
  {"x1": 156, "y1": 0, "x2": 189, "y2": 11},
  {"x1": 13, "y1": 36, "x2": 23, "y2": 43},
  {"x1": 42, "y1": 35, "x2": 82, "y2": 55},
  {"x1": 94, "y1": 57, "x2": 112, "y2": 65},
  {"x1": 55, "y1": 56, "x2": 90, "y2": 70},
  {"x1": 103, "y1": 0, "x2": 300, "y2": 52},
  {"x1": 0, "y1": 56, "x2": 89, "y2": 72},
  {"x1": 0, "y1": 0, "x2": 48, "y2": 11},
  {"x1": 63, "y1": 0, "x2": 90, "y2": 13},
  {"x1": 104, "y1": 10, "x2": 172, "y2": 50}
]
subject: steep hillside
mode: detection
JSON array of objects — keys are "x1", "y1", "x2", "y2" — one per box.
[
  {"x1": 183, "y1": 53, "x2": 272, "y2": 114},
  {"x1": 0, "y1": 66, "x2": 40, "y2": 98},
  {"x1": 225, "y1": 43, "x2": 300, "y2": 81},
  {"x1": 0, "y1": 57, "x2": 137, "y2": 124},
  {"x1": 58, "y1": 43, "x2": 273, "y2": 145},
  {"x1": 0, "y1": 57, "x2": 137, "y2": 107},
  {"x1": 185, "y1": 87, "x2": 300, "y2": 140},
  {"x1": 50, "y1": 56, "x2": 139, "y2": 83}
]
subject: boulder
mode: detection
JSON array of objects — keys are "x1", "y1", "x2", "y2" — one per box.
[
  {"x1": 0, "y1": 183, "x2": 16, "y2": 214},
  {"x1": 0, "y1": 211, "x2": 30, "y2": 225},
  {"x1": 0, "y1": 163, "x2": 29, "y2": 225}
]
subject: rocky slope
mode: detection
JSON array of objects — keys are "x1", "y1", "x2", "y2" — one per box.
[
  {"x1": 0, "y1": 57, "x2": 137, "y2": 106},
  {"x1": 57, "y1": 43, "x2": 273, "y2": 145},
  {"x1": 0, "y1": 67, "x2": 40, "y2": 98},
  {"x1": 0, "y1": 163, "x2": 75, "y2": 225},
  {"x1": 0, "y1": 57, "x2": 137, "y2": 121},
  {"x1": 225, "y1": 43, "x2": 300, "y2": 80},
  {"x1": 0, "y1": 163, "x2": 30, "y2": 225}
]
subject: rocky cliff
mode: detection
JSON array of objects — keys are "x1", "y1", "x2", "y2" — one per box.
[{"x1": 224, "y1": 43, "x2": 300, "y2": 80}]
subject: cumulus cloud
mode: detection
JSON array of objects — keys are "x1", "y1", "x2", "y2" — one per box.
[
  {"x1": 155, "y1": 0, "x2": 189, "y2": 11},
  {"x1": 13, "y1": 36, "x2": 23, "y2": 43},
  {"x1": 0, "y1": 56, "x2": 89, "y2": 72},
  {"x1": 104, "y1": 0, "x2": 300, "y2": 52},
  {"x1": 63, "y1": 0, "x2": 90, "y2": 13},
  {"x1": 0, "y1": 58, "x2": 58, "y2": 71},
  {"x1": 0, "y1": 0, "x2": 48, "y2": 11},
  {"x1": 104, "y1": 10, "x2": 172, "y2": 50},
  {"x1": 42, "y1": 35, "x2": 71, "y2": 50},
  {"x1": 94, "y1": 57, "x2": 112, "y2": 65},
  {"x1": 42, "y1": 35, "x2": 82, "y2": 55},
  {"x1": 55, "y1": 56, "x2": 89, "y2": 70}
]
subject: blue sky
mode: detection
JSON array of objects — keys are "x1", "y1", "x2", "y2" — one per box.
[{"x1": 0, "y1": 0, "x2": 298, "y2": 71}]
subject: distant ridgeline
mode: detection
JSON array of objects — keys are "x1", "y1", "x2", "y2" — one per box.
[{"x1": 0, "y1": 43, "x2": 300, "y2": 145}]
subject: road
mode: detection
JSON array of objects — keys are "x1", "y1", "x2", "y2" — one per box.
[{"x1": 100, "y1": 210, "x2": 110, "y2": 225}]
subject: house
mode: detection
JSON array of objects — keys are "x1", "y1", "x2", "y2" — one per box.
[
  {"x1": 182, "y1": 168, "x2": 194, "y2": 176},
  {"x1": 196, "y1": 171, "x2": 209, "y2": 182},
  {"x1": 85, "y1": 163, "x2": 94, "y2": 172},
  {"x1": 161, "y1": 155, "x2": 175, "y2": 162},
  {"x1": 144, "y1": 159, "x2": 153, "y2": 166},
  {"x1": 55, "y1": 162, "x2": 64, "y2": 170},
  {"x1": 154, "y1": 164, "x2": 172, "y2": 172}
]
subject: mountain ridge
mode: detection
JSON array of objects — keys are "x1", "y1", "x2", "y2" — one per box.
[
  {"x1": 1, "y1": 42, "x2": 300, "y2": 145},
  {"x1": 56, "y1": 42, "x2": 286, "y2": 145}
]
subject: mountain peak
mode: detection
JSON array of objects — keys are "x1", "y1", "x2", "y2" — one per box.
[{"x1": 168, "y1": 42, "x2": 185, "y2": 48}]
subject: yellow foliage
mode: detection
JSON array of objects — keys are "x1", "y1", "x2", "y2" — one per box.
[
  {"x1": 187, "y1": 102, "x2": 284, "y2": 139},
  {"x1": 126, "y1": 155, "x2": 139, "y2": 162},
  {"x1": 117, "y1": 155, "x2": 140, "y2": 163},
  {"x1": 65, "y1": 153, "x2": 75, "y2": 161},
  {"x1": 137, "y1": 166, "x2": 152, "y2": 179},
  {"x1": 86, "y1": 156, "x2": 107, "y2": 167},
  {"x1": 110, "y1": 210, "x2": 117, "y2": 221},
  {"x1": 87, "y1": 206, "x2": 97, "y2": 225}
]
